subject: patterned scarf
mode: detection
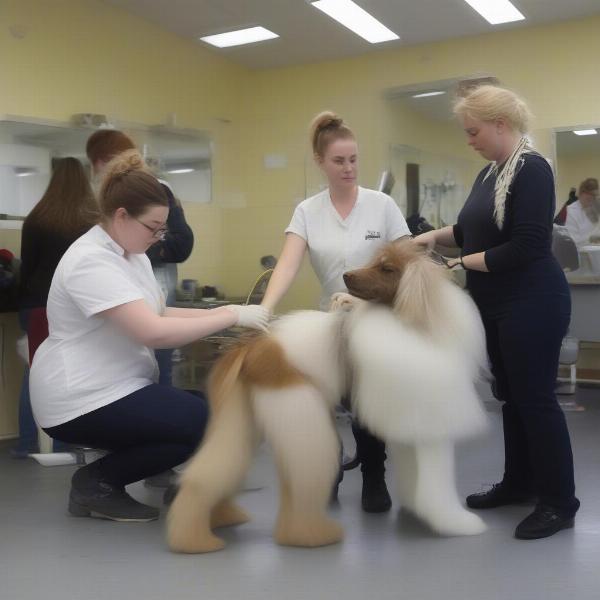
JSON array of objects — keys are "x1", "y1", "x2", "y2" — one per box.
[{"x1": 483, "y1": 136, "x2": 533, "y2": 229}]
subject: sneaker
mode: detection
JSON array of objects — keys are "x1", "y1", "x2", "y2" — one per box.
[
  {"x1": 466, "y1": 482, "x2": 537, "y2": 509},
  {"x1": 69, "y1": 466, "x2": 159, "y2": 522},
  {"x1": 514, "y1": 505, "x2": 575, "y2": 540},
  {"x1": 361, "y1": 474, "x2": 392, "y2": 513}
]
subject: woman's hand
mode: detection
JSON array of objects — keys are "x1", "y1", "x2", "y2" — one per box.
[{"x1": 225, "y1": 304, "x2": 270, "y2": 331}]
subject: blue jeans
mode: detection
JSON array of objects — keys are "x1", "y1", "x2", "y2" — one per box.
[{"x1": 13, "y1": 309, "x2": 69, "y2": 454}]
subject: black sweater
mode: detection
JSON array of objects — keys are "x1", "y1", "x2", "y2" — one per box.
[
  {"x1": 19, "y1": 221, "x2": 89, "y2": 309},
  {"x1": 453, "y1": 153, "x2": 567, "y2": 305},
  {"x1": 145, "y1": 183, "x2": 194, "y2": 265}
]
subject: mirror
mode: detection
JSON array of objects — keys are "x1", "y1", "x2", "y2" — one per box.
[
  {"x1": 0, "y1": 116, "x2": 212, "y2": 223},
  {"x1": 554, "y1": 126, "x2": 600, "y2": 280},
  {"x1": 384, "y1": 77, "x2": 489, "y2": 230}
]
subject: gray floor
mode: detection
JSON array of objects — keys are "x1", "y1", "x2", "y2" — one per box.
[{"x1": 1, "y1": 386, "x2": 599, "y2": 600}]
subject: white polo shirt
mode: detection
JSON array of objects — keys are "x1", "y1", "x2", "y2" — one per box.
[
  {"x1": 286, "y1": 186, "x2": 410, "y2": 309},
  {"x1": 565, "y1": 201, "x2": 600, "y2": 246},
  {"x1": 30, "y1": 225, "x2": 163, "y2": 428}
]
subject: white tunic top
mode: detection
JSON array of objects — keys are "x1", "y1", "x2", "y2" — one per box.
[
  {"x1": 565, "y1": 200, "x2": 600, "y2": 246},
  {"x1": 30, "y1": 225, "x2": 163, "y2": 428},
  {"x1": 286, "y1": 186, "x2": 410, "y2": 309}
]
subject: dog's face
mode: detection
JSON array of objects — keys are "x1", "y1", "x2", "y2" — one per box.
[{"x1": 343, "y1": 241, "x2": 422, "y2": 306}]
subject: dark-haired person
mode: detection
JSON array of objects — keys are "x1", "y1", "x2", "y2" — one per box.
[
  {"x1": 11, "y1": 157, "x2": 99, "y2": 457},
  {"x1": 261, "y1": 111, "x2": 411, "y2": 513},
  {"x1": 30, "y1": 151, "x2": 268, "y2": 522}
]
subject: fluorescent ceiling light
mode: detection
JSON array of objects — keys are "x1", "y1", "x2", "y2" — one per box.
[
  {"x1": 167, "y1": 168, "x2": 195, "y2": 174},
  {"x1": 412, "y1": 91, "x2": 446, "y2": 98},
  {"x1": 311, "y1": 0, "x2": 399, "y2": 44},
  {"x1": 573, "y1": 129, "x2": 598, "y2": 136},
  {"x1": 200, "y1": 26, "x2": 278, "y2": 48},
  {"x1": 14, "y1": 167, "x2": 37, "y2": 177},
  {"x1": 463, "y1": 0, "x2": 525, "y2": 25}
]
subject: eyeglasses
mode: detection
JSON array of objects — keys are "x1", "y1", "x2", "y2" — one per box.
[{"x1": 132, "y1": 216, "x2": 168, "y2": 241}]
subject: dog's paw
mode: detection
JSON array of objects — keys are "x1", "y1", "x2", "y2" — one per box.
[
  {"x1": 329, "y1": 292, "x2": 363, "y2": 312},
  {"x1": 275, "y1": 516, "x2": 344, "y2": 547},
  {"x1": 211, "y1": 500, "x2": 250, "y2": 528},
  {"x1": 429, "y1": 510, "x2": 487, "y2": 537}
]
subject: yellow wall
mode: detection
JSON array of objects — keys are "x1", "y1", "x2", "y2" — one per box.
[{"x1": 0, "y1": 0, "x2": 250, "y2": 287}]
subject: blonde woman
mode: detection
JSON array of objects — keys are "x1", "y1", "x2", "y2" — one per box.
[
  {"x1": 261, "y1": 111, "x2": 411, "y2": 512},
  {"x1": 414, "y1": 85, "x2": 579, "y2": 539}
]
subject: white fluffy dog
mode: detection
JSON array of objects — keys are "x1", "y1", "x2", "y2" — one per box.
[{"x1": 167, "y1": 242, "x2": 489, "y2": 553}]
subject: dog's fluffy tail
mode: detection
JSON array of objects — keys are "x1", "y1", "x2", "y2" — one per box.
[{"x1": 177, "y1": 343, "x2": 258, "y2": 500}]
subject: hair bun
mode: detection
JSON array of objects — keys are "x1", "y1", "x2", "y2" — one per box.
[
  {"x1": 103, "y1": 149, "x2": 148, "y2": 180},
  {"x1": 313, "y1": 111, "x2": 343, "y2": 133}
]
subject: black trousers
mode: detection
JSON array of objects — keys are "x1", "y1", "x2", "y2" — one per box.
[
  {"x1": 352, "y1": 421, "x2": 387, "y2": 476},
  {"x1": 45, "y1": 384, "x2": 208, "y2": 487},
  {"x1": 480, "y1": 292, "x2": 579, "y2": 514}
]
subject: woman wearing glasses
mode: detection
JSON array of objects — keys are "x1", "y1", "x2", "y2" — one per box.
[
  {"x1": 86, "y1": 129, "x2": 194, "y2": 388},
  {"x1": 29, "y1": 150, "x2": 268, "y2": 522}
]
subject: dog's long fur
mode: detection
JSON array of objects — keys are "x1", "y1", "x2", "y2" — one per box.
[{"x1": 167, "y1": 242, "x2": 489, "y2": 553}]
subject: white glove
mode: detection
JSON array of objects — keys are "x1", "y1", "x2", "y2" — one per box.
[
  {"x1": 329, "y1": 292, "x2": 366, "y2": 312},
  {"x1": 226, "y1": 304, "x2": 270, "y2": 331}
]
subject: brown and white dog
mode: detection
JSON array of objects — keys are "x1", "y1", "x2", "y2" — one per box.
[{"x1": 167, "y1": 241, "x2": 489, "y2": 553}]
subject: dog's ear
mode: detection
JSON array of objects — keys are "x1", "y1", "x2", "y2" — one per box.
[{"x1": 393, "y1": 255, "x2": 446, "y2": 333}]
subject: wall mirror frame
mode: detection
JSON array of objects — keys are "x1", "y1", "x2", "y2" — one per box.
[{"x1": 383, "y1": 75, "x2": 498, "y2": 230}]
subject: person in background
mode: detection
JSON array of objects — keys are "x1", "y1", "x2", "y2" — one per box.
[
  {"x1": 11, "y1": 157, "x2": 99, "y2": 458},
  {"x1": 564, "y1": 177, "x2": 600, "y2": 245},
  {"x1": 86, "y1": 130, "x2": 194, "y2": 387},
  {"x1": 260, "y1": 111, "x2": 411, "y2": 513},
  {"x1": 29, "y1": 151, "x2": 268, "y2": 522},
  {"x1": 554, "y1": 187, "x2": 577, "y2": 226},
  {"x1": 414, "y1": 85, "x2": 579, "y2": 540}
]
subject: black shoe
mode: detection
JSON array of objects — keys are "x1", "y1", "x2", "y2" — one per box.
[
  {"x1": 466, "y1": 483, "x2": 536, "y2": 509},
  {"x1": 361, "y1": 474, "x2": 392, "y2": 513},
  {"x1": 515, "y1": 505, "x2": 575, "y2": 540},
  {"x1": 69, "y1": 466, "x2": 159, "y2": 522},
  {"x1": 329, "y1": 466, "x2": 344, "y2": 505}
]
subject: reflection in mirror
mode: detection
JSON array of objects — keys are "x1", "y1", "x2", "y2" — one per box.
[
  {"x1": 0, "y1": 116, "x2": 212, "y2": 223},
  {"x1": 555, "y1": 127, "x2": 600, "y2": 279},
  {"x1": 385, "y1": 77, "x2": 492, "y2": 231}
]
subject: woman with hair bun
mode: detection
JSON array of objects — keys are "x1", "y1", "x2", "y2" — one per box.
[
  {"x1": 414, "y1": 85, "x2": 580, "y2": 539},
  {"x1": 86, "y1": 129, "x2": 195, "y2": 389},
  {"x1": 29, "y1": 150, "x2": 269, "y2": 523},
  {"x1": 261, "y1": 111, "x2": 411, "y2": 513}
]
